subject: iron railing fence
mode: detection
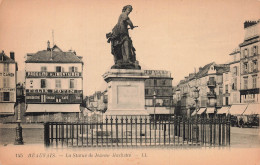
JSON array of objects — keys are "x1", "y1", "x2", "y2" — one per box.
[{"x1": 44, "y1": 116, "x2": 230, "y2": 148}]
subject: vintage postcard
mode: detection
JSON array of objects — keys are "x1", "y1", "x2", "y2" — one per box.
[{"x1": 0, "y1": 0, "x2": 260, "y2": 164}]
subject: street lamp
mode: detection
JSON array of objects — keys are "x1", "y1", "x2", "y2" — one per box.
[
  {"x1": 153, "y1": 91, "x2": 156, "y2": 128},
  {"x1": 14, "y1": 84, "x2": 24, "y2": 145},
  {"x1": 193, "y1": 86, "x2": 200, "y2": 118}
]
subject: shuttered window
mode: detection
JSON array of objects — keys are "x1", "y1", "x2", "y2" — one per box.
[{"x1": 41, "y1": 79, "x2": 46, "y2": 88}]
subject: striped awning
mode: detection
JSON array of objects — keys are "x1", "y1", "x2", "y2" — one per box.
[
  {"x1": 217, "y1": 107, "x2": 230, "y2": 114},
  {"x1": 243, "y1": 104, "x2": 259, "y2": 115},
  {"x1": 0, "y1": 103, "x2": 15, "y2": 115},
  {"x1": 229, "y1": 104, "x2": 248, "y2": 115},
  {"x1": 197, "y1": 108, "x2": 206, "y2": 115},
  {"x1": 26, "y1": 104, "x2": 80, "y2": 113},
  {"x1": 191, "y1": 110, "x2": 198, "y2": 116}
]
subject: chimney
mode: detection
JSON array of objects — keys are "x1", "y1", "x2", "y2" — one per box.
[
  {"x1": 10, "y1": 52, "x2": 15, "y2": 60},
  {"x1": 244, "y1": 20, "x2": 257, "y2": 29},
  {"x1": 47, "y1": 40, "x2": 51, "y2": 51}
]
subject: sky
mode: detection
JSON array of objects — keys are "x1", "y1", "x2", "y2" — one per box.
[{"x1": 0, "y1": 0, "x2": 260, "y2": 96}]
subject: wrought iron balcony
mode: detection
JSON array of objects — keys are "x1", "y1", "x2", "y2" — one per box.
[
  {"x1": 207, "y1": 92, "x2": 216, "y2": 98},
  {"x1": 207, "y1": 81, "x2": 216, "y2": 87}
]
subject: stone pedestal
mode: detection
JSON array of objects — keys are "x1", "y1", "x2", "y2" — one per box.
[{"x1": 103, "y1": 69, "x2": 149, "y2": 116}]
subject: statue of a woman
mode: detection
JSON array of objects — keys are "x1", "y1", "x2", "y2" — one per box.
[{"x1": 106, "y1": 5, "x2": 140, "y2": 69}]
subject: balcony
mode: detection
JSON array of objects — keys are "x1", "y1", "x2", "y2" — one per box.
[
  {"x1": 207, "y1": 81, "x2": 216, "y2": 87},
  {"x1": 207, "y1": 92, "x2": 216, "y2": 98}
]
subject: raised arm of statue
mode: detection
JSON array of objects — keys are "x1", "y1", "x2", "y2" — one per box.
[{"x1": 126, "y1": 19, "x2": 134, "y2": 29}]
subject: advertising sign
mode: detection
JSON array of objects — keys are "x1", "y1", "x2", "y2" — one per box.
[{"x1": 26, "y1": 72, "x2": 82, "y2": 78}]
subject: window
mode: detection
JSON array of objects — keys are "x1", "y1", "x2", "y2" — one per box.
[
  {"x1": 56, "y1": 66, "x2": 62, "y2": 72},
  {"x1": 0, "y1": 92, "x2": 3, "y2": 101},
  {"x1": 243, "y1": 77, "x2": 248, "y2": 89},
  {"x1": 232, "y1": 78, "x2": 237, "y2": 90},
  {"x1": 253, "y1": 60, "x2": 258, "y2": 72},
  {"x1": 225, "y1": 84, "x2": 228, "y2": 93},
  {"x1": 233, "y1": 66, "x2": 238, "y2": 76},
  {"x1": 243, "y1": 63, "x2": 248, "y2": 74},
  {"x1": 253, "y1": 46, "x2": 258, "y2": 56},
  {"x1": 55, "y1": 79, "x2": 61, "y2": 88},
  {"x1": 154, "y1": 80, "x2": 157, "y2": 86},
  {"x1": 70, "y1": 79, "x2": 75, "y2": 88},
  {"x1": 145, "y1": 99, "x2": 153, "y2": 106},
  {"x1": 41, "y1": 95, "x2": 46, "y2": 103},
  {"x1": 3, "y1": 92, "x2": 10, "y2": 101},
  {"x1": 225, "y1": 97, "x2": 229, "y2": 106},
  {"x1": 162, "y1": 80, "x2": 166, "y2": 85},
  {"x1": 145, "y1": 89, "x2": 149, "y2": 95},
  {"x1": 41, "y1": 79, "x2": 46, "y2": 88},
  {"x1": 69, "y1": 66, "x2": 78, "y2": 72},
  {"x1": 41, "y1": 66, "x2": 47, "y2": 72},
  {"x1": 3, "y1": 77, "x2": 9, "y2": 88},
  {"x1": 155, "y1": 99, "x2": 163, "y2": 106},
  {"x1": 244, "y1": 49, "x2": 249, "y2": 58},
  {"x1": 3, "y1": 63, "x2": 9, "y2": 72},
  {"x1": 56, "y1": 97, "x2": 61, "y2": 103},
  {"x1": 253, "y1": 76, "x2": 257, "y2": 88}
]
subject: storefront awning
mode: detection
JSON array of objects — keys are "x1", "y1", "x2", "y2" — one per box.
[
  {"x1": 197, "y1": 108, "x2": 206, "y2": 115},
  {"x1": 26, "y1": 104, "x2": 81, "y2": 113},
  {"x1": 191, "y1": 110, "x2": 197, "y2": 116},
  {"x1": 229, "y1": 104, "x2": 248, "y2": 115},
  {"x1": 243, "y1": 104, "x2": 259, "y2": 115},
  {"x1": 217, "y1": 107, "x2": 230, "y2": 114},
  {"x1": 206, "y1": 107, "x2": 215, "y2": 114},
  {"x1": 146, "y1": 107, "x2": 174, "y2": 114},
  {"x1": 0, "y1": 103, "x2": 15, "y2": 115}
]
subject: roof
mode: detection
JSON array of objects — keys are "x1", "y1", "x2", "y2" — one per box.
[
  {"x1": 0, "y1": 52, "x2": 15, "y2": 63},
  {"x1": 26, "y1": 45, "x2": 83, "y2": 63},
  {"x1": 177, "y1": 62, "x2": 230, "y2": 85}
]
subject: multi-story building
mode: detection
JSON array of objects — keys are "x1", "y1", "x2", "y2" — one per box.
[
  {"x1": 86, "y1": 90, "x2": 108, "y2": 112},
  {"x1": 239, "y1": 20, "x2": 259, "y2": 103},
  {"x1": 144, "y1": 70, "x2": 174, "y2": 118},
  {"x1": 0, "y1": 51, "x2": 17, "y2": 116},
  {"x1": 175, "y1": 62, "x2": 229, "y2": 117},
  {"x1": 225, "y1": 48, "x2": 241, "y2": 105},
  {"x1": 25, "y1": 42, "x2": 84, "y2": 122}
]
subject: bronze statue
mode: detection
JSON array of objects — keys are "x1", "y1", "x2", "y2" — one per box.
[{"x1": 106, "y1": 5, "x2": 141, "y2": 69}]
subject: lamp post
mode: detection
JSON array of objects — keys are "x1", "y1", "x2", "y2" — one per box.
[
  {"x1": 14, "y1": 84, "x2": 24, "y2": 145},
  {"x1": 153, "y1": 91, "x2": 156, "y2": 128},
  {"x1": 193, "y1": 86, "x2": 200, "y2": 118}
]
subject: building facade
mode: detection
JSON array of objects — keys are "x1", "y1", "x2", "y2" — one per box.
[
  {"x1": 239, "y1": 20, "x2": 260, "y2": 103},
  {"x1": 175, "y1": 62, "x2": 229, "y2": 117},
  {"x1": 25, "y1": 42, "x2": 84, "y2": 122},
  {"x1": 0, "y1": 51, "x2": 17, "y2": 116},
  {"x1": 225, "y1": 48, "x2": 241, "y2": 105},
  {"x1": 144, "y1": 70, "x2": 174, "y2": 118}
]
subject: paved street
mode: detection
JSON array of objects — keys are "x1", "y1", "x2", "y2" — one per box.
[{"x1": 0, "y1": 123, "x2": 259, "y2": 147}]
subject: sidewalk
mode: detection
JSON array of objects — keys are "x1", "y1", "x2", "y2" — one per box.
[{"x1": 0, "y1": 123, "x2": 44, "y2": 129}]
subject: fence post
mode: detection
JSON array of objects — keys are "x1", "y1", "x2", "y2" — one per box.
[
  {"x1": 210, "y1": 118, "x2": 212, "y2": 146},
  {"x1": 222, "y1": 117, "x2": 226, "y2": 146},
  {"x1": 227, "y1": 117, "x2": 231, "y2": 146},
  {"x1": 115, "y1": 116, "x2": 118, "y2": 146},
  {"x1": 126, "y1": 117, "x2": 128, "y2": 146},
  {"x1": 213, "y1": 118, "x2": 216, "y2": 146},
  {"x1": 182, "y1": 118, "x2": 185, "y2": 145},
  {"x1": 219, "y1": 117, "x2": 221, "y2": 145},
  {"x1": 105, "y1": 117, "x2": 108, "y2": 146},
  {"x1": 44, "y1": 122, "x2": 50, "y2": 147}
]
